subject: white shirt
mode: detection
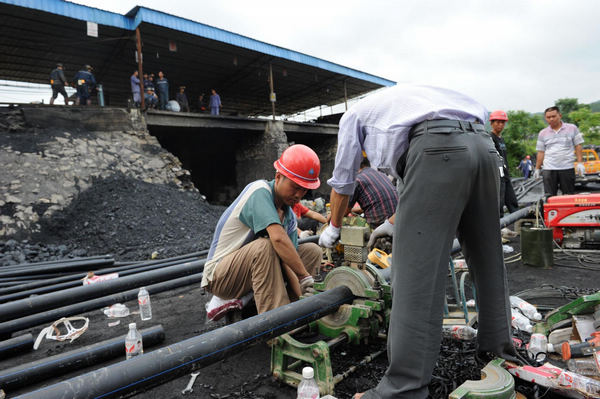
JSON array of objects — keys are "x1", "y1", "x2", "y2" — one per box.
[
  {"x1": 536, "y1": 122, "x2": 584, "y2": 170},
  {"x1": 327, "y1": 84, "x2": 488, "y2": 196}
]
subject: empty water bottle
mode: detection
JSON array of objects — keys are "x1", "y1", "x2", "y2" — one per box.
[
  {"x1": 527, "y1": 333, "x2": 553, "y2": 362},
  {"x1": 510, "y1": 296, "x2": 542, "y2": 321},
  {"x1": 567, "y1": 357, "x2": 600, "y2": 376},
  {"x1": 125, "y1": 322, "x2": 143, "y2": 360},
  {"x1": 138, "y1": 287, "x2": 152, "y2": 320},
  {"x1": 443, "y1": 325, "x2": 477, "y2": 340},
  {"x1": 511, "y1": 309, "x2": 533, "y2": 333},
  {"x1": 297, "y1": 366, "x2": 320, "y2": 399}
]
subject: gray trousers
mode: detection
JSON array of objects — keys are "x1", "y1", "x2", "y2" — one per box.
[{"x1": 365, "y1": 125, "x2": 514, "y2": 398}]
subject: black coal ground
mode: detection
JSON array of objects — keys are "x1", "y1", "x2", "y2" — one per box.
[{"x1": 1, "y1": 176, "x2": 599, "y2": 399}]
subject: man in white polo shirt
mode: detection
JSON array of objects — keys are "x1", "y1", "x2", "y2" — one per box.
[{"x1": 534, "y1": 106, "x2": 585, "y2": 196}]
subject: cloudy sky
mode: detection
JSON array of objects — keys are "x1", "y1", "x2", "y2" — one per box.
[{"x1": 11, "y1": 0, "x2": 600, "y2": 113}]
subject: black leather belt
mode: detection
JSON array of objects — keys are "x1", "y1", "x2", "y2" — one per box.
[{"x1": 410, "y1": 119, "x2": 486, "y2": 138}]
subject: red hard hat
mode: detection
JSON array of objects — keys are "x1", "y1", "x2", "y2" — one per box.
[
  {"x1": 274, "y1": 144, "x2": 321, "y2": 190},
  {"x1": 489, "y1": 110, "x2": 508, "y2": 121},
  {"x1": 526, "y1": 155, "x2": 531, "y2": 159}
]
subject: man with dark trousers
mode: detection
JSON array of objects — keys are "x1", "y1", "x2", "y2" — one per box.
[
  {"x1": 155, "y1": 71, "x2": 169, "y2": 110},
  {"x1": 73, "y1": 65, "x2": 96, "y2": 106},
  {"x1": 319, "y1": 84, "x2": 517, "y2": 399},
  {"x1": 49, "y1": 63, "x2": 69, "y2": 105},
  {"x1": 534, "y1": 106, "x2": 585, "y2": 196},
  {"x1": 489, "y1": 110, "x2": 519, "y2": 215}
]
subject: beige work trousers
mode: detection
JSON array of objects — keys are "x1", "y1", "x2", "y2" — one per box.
[{"x1": 209, "y1": 238, "x2": 322, "y2": 314}]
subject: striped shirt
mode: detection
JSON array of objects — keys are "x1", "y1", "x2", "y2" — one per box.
[
  {"x1": 536, "y1": 123, "x2": 584, "y2": 170},
  {"x1": 349, "y1": 167, "x2": 398, "y2": 228}
]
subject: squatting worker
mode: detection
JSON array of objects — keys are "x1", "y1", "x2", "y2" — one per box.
[
  {"x1": 319, "y1": 84, "x2": 517, "y2": 399},
  {"x1": 534, "y1": 106, "x2": 585, "y2": 196},
  {"x1": 489, "y1": 110, "x2": 518, "y2": 215},
  {"x1": 201, "y1": 145, "x2": 323, "y2": 314},
  {"x1": 49, "y1": 63, "x2": 69, "y2": 105}
]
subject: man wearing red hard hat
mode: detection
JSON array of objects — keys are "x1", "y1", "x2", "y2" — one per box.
[
  {"x1": 201, "y1": 144, "x2": 323, "y2": 319},
  {"x1": 489, "y1": 110, "x2": 519, "y2": 215}
]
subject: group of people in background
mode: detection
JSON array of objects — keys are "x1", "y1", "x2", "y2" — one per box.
[
  {"x1": 49, "y1": 63, "x2": 96, "y2": 106},
  {"x1": 130, "y1": 70, "x2": 221, "y2": 115}
]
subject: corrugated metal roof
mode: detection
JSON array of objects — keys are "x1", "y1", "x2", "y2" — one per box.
[{"x1": 1, "y1": 0, "x2": 394, "y2": 87}]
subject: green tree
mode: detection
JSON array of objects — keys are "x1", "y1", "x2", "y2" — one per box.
[
  {"x1": 569, "y1": 107, "x2": 600, "y2": 145},
  {"x1": 554, "y1": 98, "x2": 583, "y2": 123},
  {"x1": 503, "y1": 110, "x2": 545, "y2": 176}
]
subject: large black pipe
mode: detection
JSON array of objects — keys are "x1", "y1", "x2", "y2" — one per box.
[
  {"x1": 16, "y1": 286, "x2": 354, "y2": 399},
  {"x1": 0, "y1": 255, "x2": 113, "y2": 271},
  {"x1": 0, "y1": 252, "x2": 207, "y2": 297},
  {"x1": 0, "y1": 258, "x2": 115, "y2": 278},
  {"x1": 0, "y1": 257, "x2": 206, "y2": 304},
  {"x1": 0, "y1": 273, "x2": 203, "y2": 338},
  {"x1": 0, "y1": 333, "x2": 33, "y2": 359},
  {"x1": 0, "y1": 326, "x2": 165, "y2": 392},
  {"x1": 379, "y1": 205, "x2": 535, "y2": 282},
  {"x1": 0, "y1": 260, "x2": 205, "y2": 323}
]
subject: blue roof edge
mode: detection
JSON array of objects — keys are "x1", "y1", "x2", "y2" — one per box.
[{"x1": 1, "y1": 0, "x2": 395, "y2": 87}]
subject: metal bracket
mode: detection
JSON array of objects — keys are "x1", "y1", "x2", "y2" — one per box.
[{"x1": 449, "y1": 358, "x2": 516, "y2": 399}]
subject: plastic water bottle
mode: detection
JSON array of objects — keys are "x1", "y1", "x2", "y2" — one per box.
[
  {"x1": 510, "y1": 296, "x2": 542, "y2": 321},
  {"x1": 511, "y1": 309, "x2": 533, "y2": 333},
  {"x1": 125, "y1": 322, "x2": 143, "y2": 360},
  {"x1": 297, "y1": 366, "x2": 320, "y2": 399},
  {"x1": 443, "y1": 325, "x2": 477, "y2": 340},
  {"x1": 138, "y1": 287, "x2": 152, "y2": 320},
  {"x1": 527, "y1": 333, "x2": 553, "y2": 362},
  {"x1": 567, "y1": 357, "x2": 600, "y2": 376}
]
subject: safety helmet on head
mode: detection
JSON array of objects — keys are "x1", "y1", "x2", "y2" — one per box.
[
  {"x1": 84, "y1": 64, "x2": 93, "y2": 71},
  {"x1": 273, "y1": 144, "x2": 320, "y2": 190},
  {"x1": 489, "y1": 110, "x2": 508, "y2": 121},
  {"x1": 526, "y1": 155, "x2": 531, "y2": 159},
  {"x1": 56, "y1": 63, "x2": 63, "y2": 68}
]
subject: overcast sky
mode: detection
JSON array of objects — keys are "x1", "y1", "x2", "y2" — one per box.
[{"x1": 18, "y1": 1, "x2": 600, "y2": 113}]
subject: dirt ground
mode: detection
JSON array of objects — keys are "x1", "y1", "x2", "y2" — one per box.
[{"x1": 1, "y1": 181, "x2": 599, "y2": 399}]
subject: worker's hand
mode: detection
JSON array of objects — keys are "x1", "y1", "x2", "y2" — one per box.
[
  {"x1": 318, "y1": 224, "x2": 340, "y2": 248},
  {"x1": 299, "y1": 276, "x2": 315, "y2": 295},
  {"x1": 576, "y1": 162, "x2": 586, "y2": 176},
  {"x1": 367, "y1": 219, "x2": 394, "y2": 250},
  {"x1": 533, "y1": 169, "x2": 541, "y2": 179},
  {"x1": 299, "y1": 230, "x2": 313, "y2": 239}
]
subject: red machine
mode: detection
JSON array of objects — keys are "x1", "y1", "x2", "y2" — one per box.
[{"x1": 544, "y1": 193, "x2": 600, "y2": 248}]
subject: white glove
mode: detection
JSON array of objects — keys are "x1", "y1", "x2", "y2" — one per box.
[
  {"x1": 576, "y1": 162, "x2": 586, "y2": 176},
  {"x1": 318, "y1": 224, "x2": 340, "y2": 248},
  {"x1": 367, "y1": 219, "x2": 394, "y2": 250},
  {"x1": 533, "y1": 169, "x2": 541, "y2": 179},
  {"x1": 299, "y1": 276, "x2": 315, "y2": 295},
  {"x1": 299, "y1": 230, "x2": 313, "y2": 239}
]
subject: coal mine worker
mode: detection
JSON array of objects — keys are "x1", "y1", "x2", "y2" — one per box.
[
  {"x1": 348, "y1": 156, "x2": 398, "y2": 229},
  {"x1": 176, "y1": 86, "x2": 190, "y2": 112},
  {"x1": 130, "y1": 70, "x2": 141, "y2": 107},
  {"x1": 489, "y1": 110, "x2": 519, "y2": 215},
  {"x1": 73, "y1": 65, "x2": 96, "y2": 106},
  {"x1": 518, "y1": 155, "x2": 533, "y2": 178},
  {"x1": 209, "y1": 89, "x2": 222, "y2": 115},
  {"x1": 319, "y1": 84, "x2": 518, "y2": 399},
  {"x1": 49, "y1": 63, "x2": 69, "y2": 105},
  {"x1": 534, "y1": 106, "x2": 585, "y2": 196},
  {"x1": 155, "y1": 71, "x2": 169, "y2": 111},
  {"x1": 292, "y1": 202, "x2": 327, "y2": 238},
  {"x1": 201, "y1": 144, "x2": 323, "y2": 316}
]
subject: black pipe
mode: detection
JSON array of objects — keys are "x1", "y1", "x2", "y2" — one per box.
[
  {"x1": 379, "y1": 205, "x2": 535, "y2": 282},
  {"x1": 0, "y1": 273, "x2": 81, "y2": 282},
  {"x1": 0, "y1": 273, "x2": 203, "y2": 338},
  {"x1": 0, "y1": 252, "x2": 206, "y2": 297},
  {"x1": 0, "y1": 333, "x2": 33, "y2": 359},
  {"x1": 15, "y1": 286, "x2": 354, "y2": 399},
  {"x1": 0, "y1": 326, "x2": 164, "y2": 392},
  {"x1": 0, "y1": 260, "x2": 205, "y2": 323},
  {"x1": 0, "y1": 255, "x2": 113, "y2": 271},
  {"x1": 0, "y1": 258, "x2": 115, "y2": 278},
  {"x1": 0, "y1": 257, "x2": 206, "y2": 304}
]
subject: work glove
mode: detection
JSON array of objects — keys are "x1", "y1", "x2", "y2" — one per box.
[
  {"x1": 318, "y1": 224, "x2": 340, "y2": 248},
  {"x1": 576, "y1": 162, "x2": 586, "y2": 176},
  {"x1": 299, "y1": 276, "x2": 315, "y2": 295},
  {"x1": 533, "y1": 169, "x2": 541, "y2": 179},
  {"x1": 299, "y1": 230, "x2": 313, "y2": 239},
  {"x1": 367, "y1": 219, "x2": 394, "y2": 250}
]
